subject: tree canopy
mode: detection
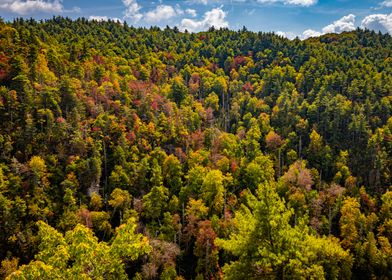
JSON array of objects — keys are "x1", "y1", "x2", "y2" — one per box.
[{"x1": 0, "y1": 17, "x2": 391, "y2": 279}]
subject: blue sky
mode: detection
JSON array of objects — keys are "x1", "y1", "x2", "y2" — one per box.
[{"x1": 0, "y1": 0, "x2": 392, "y2": 38}]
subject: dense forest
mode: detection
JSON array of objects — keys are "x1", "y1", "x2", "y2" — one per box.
[{"x1": 0, "y1": 16, "x2": 391, "y2": 279}]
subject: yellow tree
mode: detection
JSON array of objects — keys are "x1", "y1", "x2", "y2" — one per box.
[
  {"x1": 8, "y1": 218, "x2": 151, "y2": 280},
  {"x1": 217, "y1": 183, "x2": 352, "y2": 279}
]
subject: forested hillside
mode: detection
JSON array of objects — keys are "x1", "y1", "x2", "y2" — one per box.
[{"x1": 0, "y1": 17, "x2": 391, "y2": 279}]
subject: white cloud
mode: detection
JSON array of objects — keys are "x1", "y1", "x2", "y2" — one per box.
[
  {"x1": 322, "y1": 14, "x2": 355, "y2": 34},
  {"x1": 284, "y1": 0, "x2": 317, "y2": 6},
  {"x1": 301, "y1": 14, "x2": 355, "y2": 39},
  {"x1": 256, "y1": 0, "x2": 317, "y2": 7},
  {"x1": 122, "y1": 2, "x2": 184, "y2": 24},
  {"x1": 89, "y1": 15, "x2": 123, "y2": 23},
  {"x1": 276, "y1": 30, "x2": 296, "y2": 39},
  {"x1": 300, "y1": 13, "x2": 392, "y2": 40},
  {"x1": 180, "y1": 7, "x2": 229, "y2": 32},
  {"x1": 175, "y1": 4, "x2": 184, "y2": 15},
  {"x1": 122, "y1": 0, "x2": 143, "y2": 22},
  {"x1": 0, "y1": 0, "x2": 63, "y2": 15},
  {"x1": 89, "y1": 15, "x2": 108, "y2": 21},
  {"x1": 144, "y1": 4, "x2": 177, "y2": 23},
  {"x1": 380, "y1": 0, "x2": 392, "y2": 7},
  {"x1": 185, "y1": 8, "x2": 197, "y2": 17},
  {"x1": 361, "y1": 13, "x2": 392, "y2": 33},
  {"x1": 302, "y1": 29, "x2": 322, "y2": 39}
]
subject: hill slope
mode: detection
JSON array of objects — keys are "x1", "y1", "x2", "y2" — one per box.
[{"x1": 0, "y1": 17, "x2": 391, "y2": 279}]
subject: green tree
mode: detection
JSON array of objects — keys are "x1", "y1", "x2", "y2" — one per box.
[
  {"x1": 217, "y1": 183, "x2": 352, "y2": 279},
  {"x1": 243, "y1": 154, "x2": 275, "y2": 191},
  {"x1": 142, "y1": 186, "x2": 169, "y2": 220},
  {"x1": 163, "y1": 155, "x2": 183, "y2": 194},
  {"x1": 201, "y1": 170, "x2": 226, "y2": 214},
  {"x1": 170, "y1": 76, "x2": 188, "y2": 105},
  {"x1": 8, "y1": 218, "x2": 151, "y2": 280}
]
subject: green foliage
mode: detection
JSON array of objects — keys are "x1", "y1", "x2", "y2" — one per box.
[
  {"x1": 201, "y1": 170, "x2": 226, "y2": 214},
  {"x1": 109, "y1": 188, "x2": 132, "y2": 210},
  {"x1": 217, "y1": 183, "x2": 352, "y2": 279},
  {"x1": 8, "y1": 218, "x2": 151, "y2": 280},
  {"x1": 142, "y1": 186, "x2": 169, "y2": 220},
  {"x1": 0, "y1": 18, "x2": 391, "y2": 279},
  {"x1": 243, "y1": 154, "x2": 274, "y2": 191}
]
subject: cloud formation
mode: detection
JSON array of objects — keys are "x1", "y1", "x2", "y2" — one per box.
[
  {"x1": 195, "y1": 0, "x2": 208, "y2": 4},
  {"x1": 180, "y1": 7, "x2": 229, "y2": 32},
  {"x1": 117, "y1": 0, "x2": 317, "y2": 29},
  {"x1": 380, "y1": 0, "x2": 392, "y2": 7},
  {"x1": 186, "y1": 8, "x2": 197, "y2": 17},
  {"x1": 144, "y1": 5, "x2": 177, "y2": 23},
  {"x1": 361, "y1": 13, "x2": 392, "y2": 34},
  {"x1": 276, "y1": 30, "x2": 296, "y2": 39},
  {"x1": 302, "y1": 14, "x2": 356, "y2": 39},
  {"x1": 122, "y1": 1, "x2": 185, "y2": 24},
  {"x1": 0, "y1": 0, "x2": 63, "y2": 15},
  {"x1": 122, "y1": 0, "x2": 143, "y2": 22},
  {"x1": 89, "y1": 15, "x2": 123, "y2": 23},
  {"x1": 302, "y1": 29, "x2": 322, "y2": 38},
  {"x1": 321, "y1": 14, "x2": 356, "y2": 34},
  {"x1": 257, "y1": 0, "x2": 317, "y2": 7},
  {"x1": 300, "y1": 12, "x2": 392, "y2": 39}
]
